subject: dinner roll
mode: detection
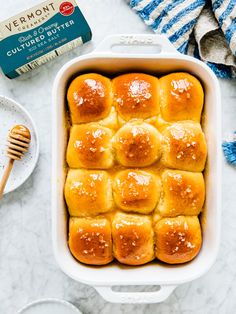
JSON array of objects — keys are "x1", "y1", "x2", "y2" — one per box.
[
  {"x1": 158, "y1": 170, "x2": 205, "y2": 217},
  {"x1": 113, "y1": 122, "x2": 162, "y2": 167},
  {"x1": 112, "y1": 73, "x2": 160, "y2": 121},
  {"x1": 154, "y1": 216, "x2": 202, "y2": 264},
  {"x1": 64, "y1": 169, "x2": 113, "y2": 217},
  {"x1": 112, "y1": 212, "x2": 154, "y2": 265},
  {"x1": 67, "y1": 73, "x2": 112, "y2": 124},
  {"x1": 69, "y1": 217, "x2": 113, "y2": 265},
  {"x1": 66, "y1": 124, "x2": 114, "y2": 169},
  {"x1": 113, "y1": 170, "x2": 161, "y2": 214},
  {"x1": 159, "y1": 72, "x2": 204, "y2": 122},
  {"x1": 161, "y1": 122, "x2": 207, "y2": 172}
]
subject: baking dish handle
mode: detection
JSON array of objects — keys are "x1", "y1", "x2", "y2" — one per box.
[
  {"x1": 95, "y1": 285, "x2": 176, "y2": 304},
  {"x1": 94, "y1": 34, "x2": 178, "y2": 54}
]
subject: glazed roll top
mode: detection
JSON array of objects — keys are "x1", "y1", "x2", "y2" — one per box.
[
  {"x1": 161, "y1": 122, "x2": 207, "y2": 172},
  {"x1": 113, "y1": 169, "x2": 161, "y2": 214},
  {"x1": 112, "y1": 212, "x2": 155, "y2": 265},
  {"x1": 65, "y1": 169, "x2": 113, "y2": 217},
  {"x1": 159, "y1": 72, "x2": 204, "y2": 122},
  {"x1": 69, "y1": 217, "x2": 113, "y2": 265},
  {"x1": 113, "y1": 73, "x2": 160, "y2": 121},
  {"x1": 158, "y1": 170, "x2": 205, "y2": 217},
  {"x1": 67, "y1": 124, "x2": 114, "y2": 169},
  {"x1": 113, "y1": 122, "x2": 162, "y2": 167},
  {"x1": 67, "y1": 73, "x2": 113, "y2": 124},
  {"x1": 154, "y1": 216, "x2": 202, "y2": 264}
]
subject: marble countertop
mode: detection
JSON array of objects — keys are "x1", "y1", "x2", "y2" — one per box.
[{"x1": 0, "y1": 0, "x2": 236, "y2": 313}]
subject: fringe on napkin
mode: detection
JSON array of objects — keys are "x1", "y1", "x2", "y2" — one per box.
[{"x1": 222, "y1": 132, "x2": 236, "y2": 165}]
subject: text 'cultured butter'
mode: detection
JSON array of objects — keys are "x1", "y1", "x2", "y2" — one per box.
[{"x1": 0, "y1": 0, "x2": 92, "y2": 78}]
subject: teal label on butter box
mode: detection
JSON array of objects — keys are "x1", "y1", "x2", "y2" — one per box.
[{"x1": 0, "y1": 0, "x2": 92, "y2": 78}]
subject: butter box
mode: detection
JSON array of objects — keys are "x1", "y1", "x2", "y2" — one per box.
[{"x1": 0, "y1": 0, "x2": 92, "y2": 78}]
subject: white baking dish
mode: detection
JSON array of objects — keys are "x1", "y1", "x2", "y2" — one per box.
[{"x1": 52, "y1": 34, "x2": 221, "y2": 304}]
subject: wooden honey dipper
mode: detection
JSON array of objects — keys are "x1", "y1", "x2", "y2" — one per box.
[{"x1": 0, "y1": 125, "x2": 31, "y2": 198}]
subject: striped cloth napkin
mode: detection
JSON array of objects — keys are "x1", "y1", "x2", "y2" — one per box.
[{"x1": 128, "y1": 0, "x2": 236, "y2": 78}]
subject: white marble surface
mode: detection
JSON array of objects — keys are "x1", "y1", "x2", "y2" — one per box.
[{"x1": 0, "y1": 0, "x2": 236, "y2": 313}]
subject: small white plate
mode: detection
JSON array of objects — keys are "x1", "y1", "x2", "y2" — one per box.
[
  {"x1": 17, "y1": 298, "x2": 82, "y2": 314},
  {"x1": 0, "y1": 95, "x2": 39, "y2": 194}
]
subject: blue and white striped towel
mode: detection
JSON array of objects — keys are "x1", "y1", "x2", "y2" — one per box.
[{"x1": 128, "y1": 0, "x2": 236, "y2": 78}]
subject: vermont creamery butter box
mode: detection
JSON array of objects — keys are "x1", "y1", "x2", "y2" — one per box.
[{"x1": 0, "y1": 0, "x2": 92, "y2": 78}]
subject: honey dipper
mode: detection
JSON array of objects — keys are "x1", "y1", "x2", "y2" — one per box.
[{"x1": 0, "y1": 125, "x2": 31, "y2": 198}]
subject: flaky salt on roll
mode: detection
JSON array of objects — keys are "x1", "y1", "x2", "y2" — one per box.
[
  {"x1": 159, "y1": 72, "x2": 204, "y2": 122},
  {"x1": 112, "y1": 212, "x2": 154, "y2": 265},
  {"x1": 112, "y1": 73, "x2": 160, "y2": 121},
  {"x1": 113, "y1": 121, "x2": 162, "y2": 167},
  {"x1": 158, "y1": 169, "x2": 205, "y2": 217},
  {"x1": 154, "y1": 216, "x2": 202, "y2": 264},
  {"x1": 69, "y1": 217, "x2": 113, "y2": 265},
  {"x1": 113, "y1": 169, "x2": 161, "y2": 214},
  {"x1": 161, "y1": 122, "x2": 207, "y2": 172},
  {"x1": 67, "y1": 73, "x2": 113, "y2": 124},
  {"x1": 64, "y1": 169, "x2": 113, "y2": 217},
  {"x1": 67, "y1": 123, "x2": 114, "y2": 169}
]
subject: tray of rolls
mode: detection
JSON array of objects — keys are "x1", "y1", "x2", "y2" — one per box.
[{"x1": 52, "y1": 34, "x2": 221, "y2": 304}]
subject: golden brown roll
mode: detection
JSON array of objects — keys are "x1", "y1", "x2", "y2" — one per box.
[
  {"x1": 113, "y1": 170, "x2": 161, "y2": 214},
  {"x1": 64, "y1": 169, "x2": 113, "y2": 217},
  {"x1": 112, "y1": 212, "x2": 154, "y2": 265},
  {"x1": 154, "y1": 216, "x2": 202, "y2": 264},
  {"x1": 69, "y1": 217, "x2": 113, "y2": 265},
  {"x1": 67, "y1": 73, "x2": 112, "y2": 124},
  {"x1": 113, "y1": 122, "x2": 162, "y2": 167},
  {"x1": 158, "y1": 170, "x2": 205, "y2": 217},
  {"x1": 112, "y1": 73, "x2": 159, "y2": 121},
  {"x1": 159, "y1": 72, "x2": 204, "y2": 122},
  {"x1": 66, "y1": 124, "x2": 114, "y2": 169},
  {"x1": 161, "y1": 122, "x2": 207, "y2": 172}
]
